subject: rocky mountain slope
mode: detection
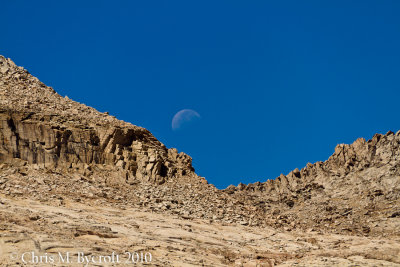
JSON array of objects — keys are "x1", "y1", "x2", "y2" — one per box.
[
  {"x1": 0, "y1": 55, "x2": 196, "y2": 185},
  {"x1": 0, "y1": 55, "x2": 399, "y2": 266}
]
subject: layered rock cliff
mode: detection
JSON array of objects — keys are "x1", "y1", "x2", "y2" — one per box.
[{"x1": 0, "y1": 55, "x2": 195, "y2": 185}]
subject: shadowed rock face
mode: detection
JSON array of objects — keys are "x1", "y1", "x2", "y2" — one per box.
[{"x1": 0, "y1": 55, "x2": 195, "y2": 185}]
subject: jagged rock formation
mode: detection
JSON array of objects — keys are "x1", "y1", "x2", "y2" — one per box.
[
  {"x1": 0, "y1": 55, "x2": 195, "y2": 185},
  {"x1": 228, "y1": 131, "x2": 400, "y2": 197},
  {"x1": 225, "y1": 131, "x2": 400, "y2": 237},
  {"x1": 0, "y1": 55, "x2": 400, "y2": 266}
]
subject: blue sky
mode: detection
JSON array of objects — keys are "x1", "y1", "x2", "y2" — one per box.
[{"x1": 1, "y1": 1, "x2": 400, "y2": 188}]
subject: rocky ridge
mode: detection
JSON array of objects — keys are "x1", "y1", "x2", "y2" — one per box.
[
  {"x1": 0, "y1": 55, "x2": 196, "y2": 185},
  {"x1": 0, "y1": 55, "x2": 399, "y2": 266},
  {"x1": 224, "y1": 131, "x2": 400, "y2": 236}
]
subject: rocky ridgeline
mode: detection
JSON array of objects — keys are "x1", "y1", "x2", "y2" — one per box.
[
  {"x1": 0, "y1": 55, "x2": 399, "y2": 238},
  {"x1": 227, "y1": 131, "x2": 400, "y2": 197},
  {"x1": 0, "y1": 55, "x2": 196, "y2": 185},
  {"x1": 225, "y1": 131, "x2": 400, "y2": 236}
]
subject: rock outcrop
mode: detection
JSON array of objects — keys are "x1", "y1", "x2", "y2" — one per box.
[
  {"x1": 0, "y1": 55, "x2": 195, "y2": 185},
  {"x1": 225, "y1": 131, "x2": 400, "y2": 236},
  {"x1": 229, "y1": 131, "x2": 400, "y2": 196}
]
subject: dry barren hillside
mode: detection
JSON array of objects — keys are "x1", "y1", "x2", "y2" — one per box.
[{"x1": 0, "y1": 55, "x2": 399, "y2": 266}]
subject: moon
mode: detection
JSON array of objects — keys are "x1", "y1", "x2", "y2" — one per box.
[{"x1": 172, "y1": 109, "x2": 201, "y2": 131}]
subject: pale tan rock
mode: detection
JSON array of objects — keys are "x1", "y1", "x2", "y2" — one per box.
[
  {"x1": 0, "y1": 55, "x2": 399, "y2": 266},
  {"x1": 0, "y1": 56, "x2": 196, "y2": 185}
]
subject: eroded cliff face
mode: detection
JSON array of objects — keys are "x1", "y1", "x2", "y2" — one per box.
[{"x1": 0, "y1": 56, "x2": 195, "y2": 185}]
